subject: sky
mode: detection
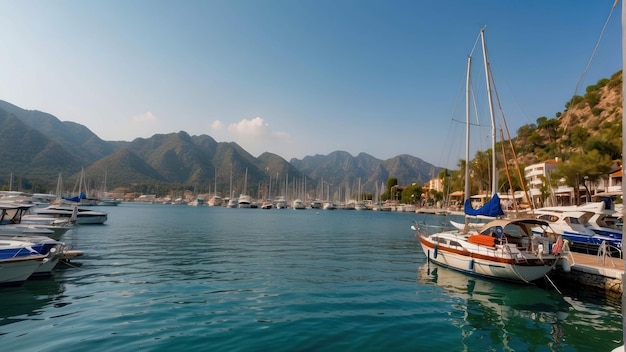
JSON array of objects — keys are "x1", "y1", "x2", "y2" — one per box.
[{"x1": 0, "y1": 0, "x2": 621, "y2": 169}]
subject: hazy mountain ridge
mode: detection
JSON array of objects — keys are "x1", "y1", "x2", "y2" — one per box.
[
  {"x1": 0, "y1": 100, "x2": 438, "y2": 196},
  {"x1": 0, "y1": 100, "x2": 115, "y2": 165}
]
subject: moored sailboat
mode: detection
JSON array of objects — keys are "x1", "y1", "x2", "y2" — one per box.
[{"x1": 415, "y1": 28, "x2": 562, "y2": 283}]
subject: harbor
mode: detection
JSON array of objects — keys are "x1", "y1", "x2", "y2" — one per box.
[{"x1": 0, "y1": 204, "x2": 621, "y2": 351}]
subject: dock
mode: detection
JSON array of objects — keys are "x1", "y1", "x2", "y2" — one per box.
[{"x1": 552, "y1": 250, "x2": 624, "y2": 297}]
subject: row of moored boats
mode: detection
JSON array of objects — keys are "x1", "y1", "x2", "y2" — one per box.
[{"x1": 0, "y1": 202, "x2": 107, "y2": 287}]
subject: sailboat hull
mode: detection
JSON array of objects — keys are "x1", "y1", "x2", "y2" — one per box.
[
  {"x1": 415, "y1": 218, "x2": 560, "y2": 283},
  {"x1": 419, "y1": 235, "x2": 556, "y2": 282}
]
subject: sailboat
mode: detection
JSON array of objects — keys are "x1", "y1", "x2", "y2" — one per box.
[
  {"x1": 208, "y1": 168, "x2": 223, "y2": 206},
  {"x1": 238, "y1": 168, "x2": 252, "y2": 208},
  {"x1": 98, "y1": 169, "x2": 120, "y2": 206},
  {"x1": 413, "y1": 28, "x2": 562, "y2": 283}
]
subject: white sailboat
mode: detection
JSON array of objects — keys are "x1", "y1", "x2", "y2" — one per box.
[
  {"x1": 414, "y1": 28, "x2": 562, "y2": 283},
  {"x1": 98, "y1": 169, "x2": 120, "y2": 206},
  {"x1": 238, "y1": 168, "x2": 251, "y2": 208}
]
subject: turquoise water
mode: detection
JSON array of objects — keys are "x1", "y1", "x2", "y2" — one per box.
[{"x1": 0, "y1": 203, "x2": 622, "y2": 351}]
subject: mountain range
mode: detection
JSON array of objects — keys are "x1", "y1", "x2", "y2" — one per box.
[{"x1": 0, "y1": 99, "x2": 440, "y2": 198}]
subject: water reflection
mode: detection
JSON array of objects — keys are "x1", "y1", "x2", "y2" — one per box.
[
  {"x1": 0, "y1": 278, "x2": 66, "y2": 328},
  {"x1": 418, "y1": 263, "x2": 572, "y2": 350}
]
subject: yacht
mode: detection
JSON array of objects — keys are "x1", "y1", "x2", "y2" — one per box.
[
  {"x1": 28, "y1": 204, "x2": 108, "y2": 225},
  {"x1": 275, "y1": 196, "x2": 287, "y2": 209},
  {"x1": 532, "y1": 208, "x2": 621, "y2": 255},
  {"x1": 238, "y1": 194, "x2": 252, "y2": 208},
  {"x1": 292, "y1": 199, "x2": 305, "y2": 209}
]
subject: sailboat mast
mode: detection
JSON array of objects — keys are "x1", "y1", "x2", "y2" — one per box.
[
  {"x1": 480, "y1": 28, "x2": 498, "y2": 197},
  {"x1": 243, "y1": 168, "x2": 248, "y2": 194},
  {"x1": 614, "y1": 0, "x2": 626, "y2": 342},
  {"x1": 464, "y1": 55, "x2": 471, "y2": 206}
]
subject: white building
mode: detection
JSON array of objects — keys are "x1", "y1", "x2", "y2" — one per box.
[{"x1": 524, "y1": 158, "x2": 561, "y2": 207}]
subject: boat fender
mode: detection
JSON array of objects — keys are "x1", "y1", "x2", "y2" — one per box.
[
  {"x1": 468, "y1": 259, "x2": 474, "y2": 271},
  {"x1": 433, "y1": 244, "x2": 438, "y2": 259},
  {"x1": 558, "y1": 258, "x2": 571, "y2": 273},
  {"x1": 552, "y1": 236, "x2": 564, "y2": 255}
]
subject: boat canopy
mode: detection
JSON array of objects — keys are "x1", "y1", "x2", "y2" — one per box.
[{"x1": 464, "y1": 193, "x2": 505, "y2": 218}]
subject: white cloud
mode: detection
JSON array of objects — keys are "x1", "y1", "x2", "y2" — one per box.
[
  {"x1": 132, "y1": 111, "x2": 156, "y2": 122},
  {"x1": 211, "y1": 120, "x2": 224, "y2": 131},
  {"x1": 215, "y1": 116, "x2": 296, "y2": 157},
  {"x1": 227, "y1": 116, "x2": 267, "y2": 136}
]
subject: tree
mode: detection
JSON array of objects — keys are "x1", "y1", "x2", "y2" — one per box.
[
  {"x1": 471, "y1": 150, "x2": 491, "y2": 194},
  {"x1": 584, "y1": 136, "x2": 621, "y2": 160},
  {"x1": 553, "y1": 150, "x2": 612, "y2": 187},
  {"x1": 565, "y1": 95, "x2": 584, "y2": 110},
  {"x1": 401, "y1": 183, "x2": 422, "y2": 205},
  {"x1": 568, "y1": 125, "x2": 589, "y2": 148},
  {"x1": 536, "y1": 116, "x2": 560, "y2": 145},
  {"x1": 381, "y1": 178, "x2": 398, "y2": 201}
]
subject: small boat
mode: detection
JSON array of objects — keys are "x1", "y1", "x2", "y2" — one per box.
[
  {"x1": 208, "y1": 196, "x2": 223, "y2": 207},
  {"x1": 98, "y1": 198, "x2": 120, "y2": 206},
  {"x1": 292, "y1": 199, "x2": 305, "y2": 209},
  {"x1": 0, "y1": 235, "x2": 66, "y2": 277},
  {"x1": 261, "y1": 200, "x2": 273, "y2": 209},
  {"x1": 413, "y1": 218, "x2": 562, "y2": 283},
  {"x1": 238, "y1": 194, "x2": 252, "y2": 208},
  {"x1": 310, "y1": 200, "x2": 323, "y2": 209},
  {"x1": 28, "y1": 204, "x2": 108, "y2": 225},
  {"x1": 0, "y1": 238, "x2": 63, "y2": 285},
  {"x1": 354, "y1": 202, "x2": 368, "y2": 211},
  {"x1": 323, "y1": 202, "x2": 336, "y2": 210},
  {"x1": 0, "y1": 255, "x2": 45, "y2": 287},
  {"x1": 0, "y1": 203, "x2": 73, "y2": 239},
  {"x1": 188, "y1": 198, "x2": 205, "y2": 206},
  {"x1": 274, "y1": 196, "x2": 287, "y2": 209},
  {"x1": 226, "y1": 198, "x2": 238, "y2": 208}
]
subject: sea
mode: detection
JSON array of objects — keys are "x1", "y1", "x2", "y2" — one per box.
[{"x1": 1, "y1": 203, "x2": 623, "y2": 352}]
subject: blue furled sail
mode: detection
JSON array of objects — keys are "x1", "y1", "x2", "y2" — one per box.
[
  {"x1": 464, "y1": 193, "x2": 504, "y2": 217},
  {"x1": 62, "y1": 192, "x2": 87, "y2": 203}
]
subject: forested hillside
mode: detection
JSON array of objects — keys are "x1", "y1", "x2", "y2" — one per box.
[{"x1": 446, "y1": 70, "x2": 622, "y2": 197}]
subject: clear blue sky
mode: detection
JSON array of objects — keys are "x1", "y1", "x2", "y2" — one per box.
[{"x1": 0, "y1": 1, "x2": 621, "y2": 169}]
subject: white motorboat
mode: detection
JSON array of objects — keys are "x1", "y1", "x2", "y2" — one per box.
[
  {"x1": 226, "y1": 198, "x2": 238, "y2": 208},
  {"x1": 274, "y1": 196, "x2": 287, "y2": 209},
  {"x1": 532, "y1": 209, "x2": 621, "y2": 254},
  {"x1": 322, "y1": 202, "x2": 336, "y2": 210},
  {"x1": 0, "y1": 239, "x2": 59, "y2": 286},
  {"x1": 208, "y1": 196, "x2": 223, "y2": 207},
  {"x1": 0, "y1": 255, "x2": 45, "y2": 287},
  {"x1": 29, "y1": 204, "x2": 107, "y2": 225},
  {"x1": 98, "y1": 198, "x2": 120, "y2": 206},
  {"x1": 188, "y1": 198, "x2": 205, "y2": 206},
  {"x1": 0, "y1": 203, "x2": 72, "y2": 239},
  {"x1": 310, "y1": 200, "x2": 323, "y2": 209},
  {"x1": 0, "y1": 235, "x2": 66, "y2": 277},
  {"x1": 292, "y1": 199, "x2": 305, "y2": 209},
  {"x1": 238, "y1": 194, "x2": 252, "y2": 208}
]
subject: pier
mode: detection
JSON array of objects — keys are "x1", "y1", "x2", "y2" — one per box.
[{"x1": 551, "y1": 251, "x2": 624, "y2": 297}]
